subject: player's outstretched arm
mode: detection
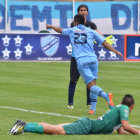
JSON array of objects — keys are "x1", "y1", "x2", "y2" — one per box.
[
  {"x1": 117, "y1": 127, "x2": 133, "y2": 135},
  {"x1": 102, "y1": 41, "x2": 123, "y2": 58},
  {"x1": 120, "y1": 120, "x2": 140, "y2": 135},
  {"x1": 46, "y1": 24, "x2": 62, "y2": 33}
]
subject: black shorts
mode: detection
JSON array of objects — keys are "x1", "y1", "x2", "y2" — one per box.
[{"x1": 70, "y1": 57, "x2": 80, "y2": 82}]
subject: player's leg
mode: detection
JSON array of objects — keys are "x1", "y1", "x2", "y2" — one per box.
[
  {"x1": 68, "y1": 57, "x2": 80, "y2": 108},
  {"x1": 22, "y1": 122, "x2": 66, "y2": 135},
  {"x1": 39, "y1": 122, "x2": 70, "y2": 126},
  {"x1": 38, "y1": 123, "x2": 66, "y2": 135},
  {"x1": 76, "y1": 57, "x2": 98, "y2": 114},
  {"x1": 88, "y1": 82, "x2": 114, "y2": 113},
  {"x1": 24, "y1": 123, "x2": 66, "y2": 135},
  {"x1": 9, "y1": 120, "x2": 66, "y2": 135},
  {"x1": 93, "y1": 58, "x2": 114, "y2": 111},
  {"x1": 77, "y1": 57, "x2": 114, "y2": 114},
  {"x1": 90, "y1": 61, "x2": 114, "y2": 110},
  {"x1": 87, "y1": 75, "x2": 96, "y2": 108},
  {"x1": 86, "y1": 87, "x2": 91, "y2": 107},
  {"x1": 88, "y1": 81, "x2": 97, "y2": 114},
  {"x1": 87, "y1": 61, "x2": 114, "y2": 113}
]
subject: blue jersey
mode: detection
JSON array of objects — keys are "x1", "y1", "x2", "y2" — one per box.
[{"x1": 62, "y1": 24, "x2": 105, "y2": 59}]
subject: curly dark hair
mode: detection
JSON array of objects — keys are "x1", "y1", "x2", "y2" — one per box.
[{"x1": 74, "y1": 14, "x2": 85, "y2": 25}]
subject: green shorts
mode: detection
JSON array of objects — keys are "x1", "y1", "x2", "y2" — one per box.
[{"x1": 62, "y1": 117, "x2": 92, "y2": 135}]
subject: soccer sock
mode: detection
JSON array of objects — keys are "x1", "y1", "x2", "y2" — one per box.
[
  {"x1": 89, "y1": 91, "x2": 97, "y2": 112},
  {"x1": 91, "y1": 85, "x2": 107, "y2": 99},
  {"x1": 27, "y1": 123, "x2": 38, "y2": 125},
  {"x1": 98, "y1": 90, "x2": 107, "y2": 99},
  {"x1": 86, "y1": 87, "x2": 91, "y2": 105},
  {"x1": 24, "y1": 124, "x2": 44, "y2": 134},
  {"x1": 90, "y1": 85, "x2": 108, "y2": 112},
  {"x1": 68, "y1": 81, "x2": 76, "y2": 105}
]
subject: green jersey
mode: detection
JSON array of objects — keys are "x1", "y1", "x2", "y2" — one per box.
[
  {"x1": 63, "y1": 104, "x2": 129, "y2": 135},
  {"x1": 91, "y1": 104, "x2": 129, "y2": 134}
]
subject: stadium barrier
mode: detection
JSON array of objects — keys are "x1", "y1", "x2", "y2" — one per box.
[
  {"x1": 0, "y1": 33, "x2": 126, "y2": 61},
  {"x1": 124, "y1": 35, "x2": 140, "y2": 61},
  {"x1": 1, "y1": 33, "x2": 140, "y2": 61}
]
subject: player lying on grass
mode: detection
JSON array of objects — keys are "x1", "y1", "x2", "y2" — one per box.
[{"x1": 9, "y1": 94, "x2": 140, "y2": 135}]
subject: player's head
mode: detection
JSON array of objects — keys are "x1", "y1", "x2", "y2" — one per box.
[
  {"x1": 74, "y1": 14, "x2": 85, "y2": 25},
  {"x1": 77, "y1": 5, "x2": 88, "y2": 18},
  {"x1": 121, "y1": 94, "x2": 135, "y2": 112},
  {"x1": 77, "y1": 4, "x2": 88, "y2": 13}
]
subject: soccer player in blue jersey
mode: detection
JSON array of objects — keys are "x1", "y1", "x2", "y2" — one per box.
[
  {"x1": 46, "y1": 14, "x2": 123, "y2": 114},
  {"x1": 68, "y1": 4, "x2": 113, "y2": 109},
  {"x1": 9, "y1": 94, "x2": 140, "y2": 135}
]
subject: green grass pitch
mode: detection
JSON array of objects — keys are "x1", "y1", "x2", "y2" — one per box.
[{"x1": 0, "y1": 61, "x2": 139, "y2": 140}]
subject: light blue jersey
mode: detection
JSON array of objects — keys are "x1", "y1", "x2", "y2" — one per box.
[{"x1": 62, "y1": 24, "x2": 105, "y2": 59}]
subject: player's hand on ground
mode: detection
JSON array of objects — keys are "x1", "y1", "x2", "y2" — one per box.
[{"x1": 105, "y1": 35, "x2": 113, "y2": 45}]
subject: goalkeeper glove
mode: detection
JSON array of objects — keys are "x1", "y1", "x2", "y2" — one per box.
[
  {"x1": 105, "y1": 35, "x2": 113, "y2": 45},
  {"x1": 93, "y1": 40, "x2": 97, "y2": 44}
]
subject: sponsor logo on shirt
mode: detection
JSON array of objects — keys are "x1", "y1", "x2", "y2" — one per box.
[{"x1": 124, "y1": 109, "x2": 129, "y2": 118}]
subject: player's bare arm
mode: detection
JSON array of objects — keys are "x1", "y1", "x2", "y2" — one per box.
[
  {"x1": 121, "y1": 120, "x2": 140, "y2": 135},
  {"x1": 102, "y1": 41, "x2": 123, "y2": 58},
  {"x1": 117, "y1": 127, "x2": 133, "y2": 135},
  {"x1": 46, "y1": 24, "x2": 62, "y2": 33}
]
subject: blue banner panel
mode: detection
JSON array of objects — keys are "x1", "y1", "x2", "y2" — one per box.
[
  {"x1": 124, "y1": 35, "x2": 140, "y2": 61},
  {"x1": 0, "y1": 34, "x2": 124, "y2": 61},
  {"x1": 0, "y1": 34, "x2": 71, "y2": 61},
  {"x1": 95, "y1": 35, "x2": 124, "y2": 61}
]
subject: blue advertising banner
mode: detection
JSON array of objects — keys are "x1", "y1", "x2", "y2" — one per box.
[
  {"x1": 0, "y1": 34, "x2": 124, "y2": 61},
  {"x1": 95, "y1": 35, "x2": 124, "y2": 61},
  {"x1": 124, "y1": 35, "x2": 140, "y2": 61},
  {"x1": 0, "y1": 34, "x2": 71, "y2": 61}
]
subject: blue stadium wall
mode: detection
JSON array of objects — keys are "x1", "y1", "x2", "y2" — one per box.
[
  {"x1": 0, "y1": 1, "x2": 140, "y2": 61},
  {"x1": 0, "y1": 1, "x2": 139, "y2": 34}
]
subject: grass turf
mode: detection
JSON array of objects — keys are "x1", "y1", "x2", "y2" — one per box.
[{"x1": 0, "y1": 61, "x2": 139, "y2": 140}]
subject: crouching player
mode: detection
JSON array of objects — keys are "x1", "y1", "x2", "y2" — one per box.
[{"x1": 9, "y1": 94, "x2": 140, "y2": 135}]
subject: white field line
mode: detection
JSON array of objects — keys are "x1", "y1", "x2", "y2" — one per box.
[
  {"x1": 0, "y1": 106, "x2": 139, "y2": 128},
  {"x1": 130, "y1": 125, "x2": 140, "y2": 129},
  {"x1": 0, "y1": 106, "x2": 80, "y2": 119}
]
